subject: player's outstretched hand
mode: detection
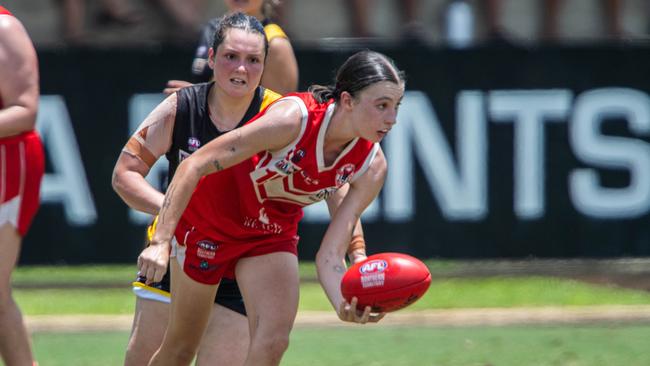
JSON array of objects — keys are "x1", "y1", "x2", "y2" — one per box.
[
  {"x1": 163, "y1": 80, "x2": 193, "y2": 95},
  {"x1": 338, "y1": 296, "x2": 386, "y2": 324},
  {"x1": 137, "y1": 240, "x2": 171, "y2": 285}
]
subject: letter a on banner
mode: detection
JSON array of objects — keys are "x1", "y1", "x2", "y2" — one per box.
[{"x1": 37, "y1": 95, "x2": 97, "y2": 226}]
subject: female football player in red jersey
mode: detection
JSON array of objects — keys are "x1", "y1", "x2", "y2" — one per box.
[
  {"x1": 0, "y1": 5, "x2": 43, "y2": 366},
  {"x1": 138, "y1": 49, "x2": 404, "y2": 365}
]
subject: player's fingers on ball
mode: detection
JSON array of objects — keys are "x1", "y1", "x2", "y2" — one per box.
[
  {"x1": 350, "y1": 297, "x2": 358, "y2": 308},
  {"x1": 359, "y1": 306, "x2": 371, "y2": 323}
]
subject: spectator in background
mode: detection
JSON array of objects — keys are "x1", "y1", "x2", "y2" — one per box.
[
  {"x1": 346, "y1": 0, "x2": 425, "y2": 40},
  {"x1": 155, "y1": 0, "x2": 204, "y2": 41},
  {"x1": 0, "y1": 5, "x2": 44, "y2": 366},
  {"x1": 479, "y1": 0, "x2": 625, "y2": 43},
  {"x1": 59, "y1": 0, "x2": 141, "y2": 43},
  {"x1": 165, "y1": 0, "x2": 298, "y2": 95}
]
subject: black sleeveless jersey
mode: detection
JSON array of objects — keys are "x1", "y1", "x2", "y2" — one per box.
[{"x1": 165, "y1": 82, "x2": 280, "y2": 181}]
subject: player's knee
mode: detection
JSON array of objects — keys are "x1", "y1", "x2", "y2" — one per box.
[{"x1": 254, "y1": 332, "x2": 290, "y2": 359}]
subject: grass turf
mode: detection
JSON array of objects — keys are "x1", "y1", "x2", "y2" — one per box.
[
  {"x1": 32, "y1": 325, "x2": 650, "y2": 366},
  {"x1": 15, "y1": 276, "x2": 650, "y2": 315}
]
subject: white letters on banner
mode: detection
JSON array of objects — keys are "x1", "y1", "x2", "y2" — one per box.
[
  {"x1": 37, "y1": 88, "x2": 650, "y2": 226},
  {"x1": 37, "y1": 95, "x2": 97, "y2": 225}
]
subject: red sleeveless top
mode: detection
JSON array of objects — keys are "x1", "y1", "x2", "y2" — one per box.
[{"x1": 182, "y1": 93, "x2": 380, "y2": 246}]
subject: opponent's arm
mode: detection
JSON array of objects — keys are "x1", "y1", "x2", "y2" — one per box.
[
  {"x1": 316, "y1": 148, "x2": 387, "y2": 323},
  {"x1": 139, "y1": 99, "x2": 303, "y2": 283},
  {"x1": 325, "y1": 185, "x2": 367, "y2": 264},
  {"x1": 0, "y1": 16, "x2": 39, "y2": 137},
  {"x1": 112, "y1": 94, "x2": 176, "y2": 215}
]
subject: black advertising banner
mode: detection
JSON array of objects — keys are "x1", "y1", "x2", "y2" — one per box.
[{"x1": 22, "y1": 43, "x2": 650, "y2": 264}]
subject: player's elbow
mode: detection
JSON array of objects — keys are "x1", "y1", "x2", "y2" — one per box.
[{"x1": 111, "y1": 168, "x2": 128, "y2": 197}]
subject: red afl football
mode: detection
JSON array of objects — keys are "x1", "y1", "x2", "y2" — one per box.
[{"x1": 341, "y1": 252, "x2": 431, "y2": 313}]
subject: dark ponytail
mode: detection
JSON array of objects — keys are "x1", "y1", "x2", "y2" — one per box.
[
  {"x1": 310, "y1": 50, "x2": 404, "y2": 103},
  {"x1": 308, "y1": 84, "x2": 337, "y2": 103}
]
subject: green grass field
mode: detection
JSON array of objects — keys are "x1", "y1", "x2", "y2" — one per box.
[
  {"x1": 14, "y1": 263, "x2": 650, "y2": 365},
  {"x1": 31, "y1": 326, "x2": 650, "y2": 365}
]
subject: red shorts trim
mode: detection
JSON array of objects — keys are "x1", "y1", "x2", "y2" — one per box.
[
  {"x1": 0, "y1": 131, "x2": 44, "y2": 236},
  {"x1": 172, "y1": 219, "x2": 298, "y2": 285}
]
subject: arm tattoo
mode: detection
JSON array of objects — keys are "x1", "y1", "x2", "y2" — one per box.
[
  {"x1": 333, "y1": 264, "x2": 346, "y2": 273},
  {"x1": 212, "y1": 159, "x2": 224, "y2": 171},
  {"x1": 160, "y1": 184, "x2": 175, "y2": 224}
]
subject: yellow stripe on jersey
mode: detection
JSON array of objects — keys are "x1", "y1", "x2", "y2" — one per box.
[
  {"x1": 264, "y1": 23, "x2": 287, "y2": 42},
  {"x1": 261, "y1": 88, "x2": 282, "y2": 110},
  {"x1": 132, "y1": 281, "x2": 171, "y2": 297}
]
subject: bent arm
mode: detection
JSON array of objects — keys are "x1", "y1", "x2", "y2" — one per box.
[
  {"x1": 112, "y1": 152, "x2": 164, "y2": 215},
  {"x1": 316, "y1": 148, "x2": 387, "y2": 312},
  {"x1": 112, "y1": 94, "x2": 176, "y2": 214},
  {"x1": 0, "y1": 16, "x2": 39, "y2": 137}
]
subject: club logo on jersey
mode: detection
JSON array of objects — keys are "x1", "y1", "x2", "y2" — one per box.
[
  {"x1": 196, "y1": 240, "x2": 218, "y2": 259},
  {"x1": 291, "y1": 149, "x2": 305, "y2": 163},
  {"x1": 274, "y1": 158, "x2": 297, "y2": 175},
  {"x1": 335, "y1": 164, "x2": 356, "y2": 187},
  {"x1": 359, "y1": 259, "x2": 388, "y2": 274},
  {"x1": 188, "y1": 137, "x2": 201, "y2": 152}
]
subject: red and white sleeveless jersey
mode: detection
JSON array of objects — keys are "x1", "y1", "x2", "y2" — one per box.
[{"x1": 182, "y1": 93, "x2": 379, "y2": 246}]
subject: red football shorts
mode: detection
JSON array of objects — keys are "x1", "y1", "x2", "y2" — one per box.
[
  {"x1": 0, "y1": 131, "x2": 44, "y2": 236},
  {"x1": 172, "y1": 218, "x2": 299, "y2": 285}
]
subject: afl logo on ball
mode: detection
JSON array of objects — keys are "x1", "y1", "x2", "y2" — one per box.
[{"x1": 359, "y1": 259, "x2": 388, "y2": 274}]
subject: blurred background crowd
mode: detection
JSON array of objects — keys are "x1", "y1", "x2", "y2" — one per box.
[{"x1": 7, "y1": 0, "x2": 650, "y2": 48}]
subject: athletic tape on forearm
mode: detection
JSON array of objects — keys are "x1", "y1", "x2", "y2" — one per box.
[{"x1": 347, "y1": 234, "x2": 366, "y2": 254}]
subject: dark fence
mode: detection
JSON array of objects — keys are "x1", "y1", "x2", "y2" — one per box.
[{"x1": 21, "y1": 42, "x2": 650, "y2": 264}]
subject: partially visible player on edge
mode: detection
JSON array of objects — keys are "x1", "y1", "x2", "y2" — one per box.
[
  {"x1": 138, "y1": 49, "x2": 404, "y2": 365},
  {"x1": 0, "y1": 5, "x2": 44, "y2": 366},
  {"x1": 165, "y1": 0, "x2": 298, "y2": 95}
]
